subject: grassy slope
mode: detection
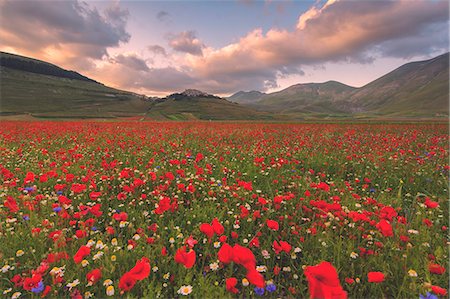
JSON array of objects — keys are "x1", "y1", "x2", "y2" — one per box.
[
  {"x1": 146, "y1": 96, "x2": 273, "y2": 120},
  {"x1": 0, "y1": 66, "x2": 151, "y2": 117},
  {"x1": 350, "y1": 53, "x2": 449, "y2": 117},
  {"x1": 250, "y1": 81, "x2": 356, "y2": 117}
]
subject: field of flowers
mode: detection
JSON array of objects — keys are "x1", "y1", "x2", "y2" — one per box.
[{"x1": 0, "y1": 121, "x2": 448, "y2": 299}]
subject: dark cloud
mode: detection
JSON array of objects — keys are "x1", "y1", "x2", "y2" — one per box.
[
  {"x1": 188, "y1": 0, "x2": 449, "y2": 93},
  {"x1": 148, "y1": 45, "x2": 167, "y2": 57},
  {"x1": 95, "y1": 63, "x2": 196, "y2": 93},
  {"x1": 156, "y1": 10, "x2": 170, "y2": 22},
  {"x1": 375, "y1": 22, "x2": 449, "y2": 59},
  {"x1": 168, "y1": 31, "x2": 204, "y2": 56},
  {"x1": 0, "y1": 0, "x2": 130, "y2": 69},
  {"x1": 112, "y1": 54, "x2": 150, "y2": 71}
]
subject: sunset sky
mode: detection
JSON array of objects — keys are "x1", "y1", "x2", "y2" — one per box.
[{"x1": 0, "y1": 0, "x2": 448, "y2": 96}]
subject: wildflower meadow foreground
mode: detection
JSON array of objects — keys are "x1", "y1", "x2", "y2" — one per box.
[{"x1": 0, "y1": 121, "x2": 448, "y2": 299}]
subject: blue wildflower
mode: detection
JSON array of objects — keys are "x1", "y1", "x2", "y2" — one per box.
[
  {"x1": 23, "y1": 215, "x2": 30, "y2": 221},
  {"x1": 24, "y1": 187, "x2": 34, "y2": 192},
  {"x1": 91, "y1": 226, "x2": 98, "y2": 231},
  {"x1": 31, "y1": 281, "x2": 44, "y2": 293},
  {"x1": 419, "y1": 292, "x2": 438, "y2": 299},
  {"x1": 57, "y1": 191, "x2": 63, "y2": 195},
  {"x1": 266, "y1": 283, "x2": 276, "y2": 293},
  {"x1": 369, "y1": 188, "x2": 376, "y2": 193},
  {"x1": 53, "y1": 207, "x2": 62, "y2": 213},
  {"x1": 254, "y1": 287, "x2": 265, "y2": 296}
]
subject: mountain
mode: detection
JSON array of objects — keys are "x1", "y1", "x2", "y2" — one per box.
[
  {"x1": 228, "y1": 90, "x2": 266, "y2": 104},
  {"x1": 348, "y1": 52, "x2": 449, "y2": 117},
  {"x1": 146, "y1": 89, "x2": 272, "y2": 120},
  {"x1": 250, "y1": 81, "x2": 356, "y2": 116},
  {"x1": 232, "y1": 53, "x2": 449, "y2": 118},
  {"x1": 0, "y1": 52, "x2": 98, "y2": 83},
  {"x1": 0, "y1": 51, "x2": 151, "y2": 118}
]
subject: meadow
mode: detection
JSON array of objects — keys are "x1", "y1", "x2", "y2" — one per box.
[{"x1": 0, "y1": 121, "x2": 448, "y2": 298}]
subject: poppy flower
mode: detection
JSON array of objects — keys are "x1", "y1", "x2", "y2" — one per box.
[
  {"x1": 128, "y1": 258, "x2": 150, "y2": 280},
  {"x1": 211, "y1": 218, "x2": 224, "y2": 235},
  {"x1": 73, "y1": 245, "x2": 90, "y2": 264},
  {"x1": 376, "y1": 220, "x2": 393, "y2": 237},
  {"x1": 199, "y1": 223, "x2": 215, "y2": 238},
  {"x1": 431, "y1": 285, "x2": 447, "y2": 296},
  {"x1": 226, "y1": 277, "x2": 239, "y2": 294},
  {"x1": 429, "y1": 263, "x2": 445, "y2": 275},
  {"x1": 22, "y1": 274, "x2": 42, "y2": 291},
  {"x1": 174, "y1": 246, "x2": 196, "y2": 269},
  {"x1": 185, "y1": 235, "x2": 198, "y2": 248},
  {"x1": 367, "y1": 272, "x2": 385, "y2": 283},
  {"x1": 118, "y1": 272, "x2": 136, "y2": 292},
  {"x1": 246, "y1": 269, "x2": 265, "y2": 288},
  {"x1": 86, "y1": 268, "x2": 102, "y2": 285},
  {"x1": 424, "y1": 198, "x2": 439, "y2": 209},
  {"x1": 218, "y1": 243, "x2": 234, "y2": 264},
  {"x1": 266, "y1": 219, "x2": 279, "y2": 231},
  {"x1": 232, "y1": 244, "x2": 256, "y2": 271},
  {"x1": 304, "y1": 261, "x2": 347, "y2": 299}
]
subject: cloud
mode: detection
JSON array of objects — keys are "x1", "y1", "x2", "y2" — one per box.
[
  {"x1": 148, "y1": 45, "x2": 167, "y2": 57},
  {"x1": 168, "y1": 31, "x2": 204, "y2": 56},
  {"x1": 111, "y1": 54, "x2": 150, "y2": 71},
  {"x1": 156, "y1": 10, "x2": 170, "y2": 22},
  {"x1": 0, "y1": 0, "x2": 130, "y2": 70},
  {"x1": 93, "y1": 63, "x2": 195, "y2": 94},
  {"x1": 185, "y1": 0, "x2": 448, "y2": 93}
]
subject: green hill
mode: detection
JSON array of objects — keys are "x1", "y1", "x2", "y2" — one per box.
[
  {"x1": 0, "y1": 52, "x2": 150, "y2": 118},
  {"x1": 146, "y1": 90, "x2": 272, "y2": 120},
  {"x1": 231, "y1": 53, "x2": 449, "y2": 118},
  {"x1": 247, "y1": 81, "x2": 356, "y2": 117},
  {"x1": 228, "y1": 90, "x2": 266, "y2": 104},
  {"x1": 349, "y1": 52, "x2": 449, "y2": 117}
]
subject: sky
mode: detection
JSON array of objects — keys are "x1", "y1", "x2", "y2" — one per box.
[{"x1": 0, "y1": 0, "x2": 448, "y2": 97}]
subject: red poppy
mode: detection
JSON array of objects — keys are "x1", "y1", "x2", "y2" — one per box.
[
  {"x1": 119, "y1": 272, "x2": 137, "y2": 292},
  {"x1": 22, "y1": 274, "x2": 42, "y2": 291},
  {"x1": 73, "y1": 245, "x2": 90, "y2": 264},
  {"x1": 424, "y1": 198, "x2": 439, "y2": 209},
  {"x1": 174, "y1": 246, "x2": 196, "y2": 268},
  {"x1": 280, "y1": 241, "x2": 292, "y2": 253},
  {"x1": 376, "y1": 220, "x2": 393, "y2": 237},
  {"x1": 218, "y1": 243, "x2": 234, "y2": 264},
  {"x1": 431, "y1": 285, "x2": 447, "y2": 296},
  {"x1": 129, "y1": 258, "x2": 150, "y2": 280},
  {"x1": 41, "y1": 285, "x2": 52, "y2": 297},
  {"x1": 367, "y1": 272, "x2": 385, "y2": 283},
  {"x1": 185, "y1": 235, "x2": 198, "y2": 248},
  {"x1": 211, "y1": 218, "x2": 224, "y2": 235},
  {"x1": 86, "y1": 268, "x2": 102, "y2": 285},
  {"x1": 273, "y1": 240, "x2": 283, "y2": 254},
  {"x1": 246, "y1": 269, "x2": 265, "y2": 288},
  {"x1": 266, "y1": 219, "x2": 279, "y2": 231},
  {"x1": 429, "y1": 263, "x2": 446, "y2": 275},
  {"x1": 232, "y1": 244, "x2": 256, "y2": 271},
  {"x1": 226, "y1": 277, "x2": 239, "y2": 294},
  {"x1": 304, "y1": 261, "x2": 347, "y2": 299},
  {"x1": 199, "y1": 223, "x2": 215, "y2": 238}
]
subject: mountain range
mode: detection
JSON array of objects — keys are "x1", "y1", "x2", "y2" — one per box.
[
  {"x1": 0, "y1": 51, "x2": 448, "y2": 119},
  {"x1": 229, "y1": 53, "x2": 449, "y2": 118}
]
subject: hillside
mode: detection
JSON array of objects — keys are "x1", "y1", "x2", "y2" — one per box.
[
  {"x1": 247, "y1": 81, "x2": 356, "y2": 117},
  {"x1": 146, "y1": 89, "x2": 272, "y2": 120},
  {"x1": 232, "y1": 53, "x2": 449, "y2": 118},
  {"x1": 0, "y1": 52, "x2": 153, "y2": 118},
  {"x1": 0, "y1": 52, "x2": 97, "y2": 83},
  {"x1": 348, "y1": 52, "x2": 449, "y2": 117},
  {"x1": 228, "y1": 90, "x2": 266, "y2": 104}
]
